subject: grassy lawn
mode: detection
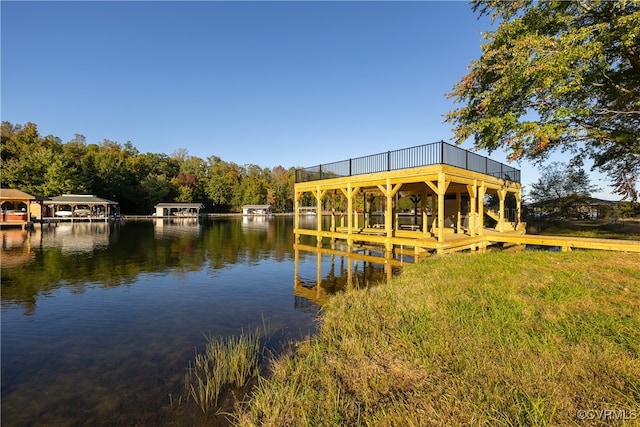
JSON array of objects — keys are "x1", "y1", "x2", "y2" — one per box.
[
  {"x1": 527, "y1": 218, "x2": 640, "y2": 240},
  {"x1": 235, "y1": 251, "x2": 640, "y2": 426}
]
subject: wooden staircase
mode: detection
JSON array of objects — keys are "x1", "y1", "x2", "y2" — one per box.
[{"x1": 483, "y1": 207, "x2": 516, "y2": 231}]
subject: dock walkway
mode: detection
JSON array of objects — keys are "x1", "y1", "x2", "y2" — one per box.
[{"x1": 296, "y1": 226, "x2": 640, "y2": 257}]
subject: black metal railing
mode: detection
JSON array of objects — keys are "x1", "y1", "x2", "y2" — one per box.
[{"x1": 295, "y1": 141, "x2": 521, "y2": 183}]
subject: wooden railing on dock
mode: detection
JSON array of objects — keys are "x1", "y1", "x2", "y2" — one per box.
[
  {"x1": 487, "y1": 232, "x2": 640, "y2": 253},
  {"x1": 295, "y1": 141, "x2": 521, "y2": 183}
]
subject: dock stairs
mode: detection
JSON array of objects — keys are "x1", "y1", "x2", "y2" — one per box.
[{"x1": 483, "y1": 207, "x2": 516, "y2": 231}]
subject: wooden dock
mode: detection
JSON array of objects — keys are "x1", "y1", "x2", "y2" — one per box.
[
  {"x1": 293, "y1": 142, "x2": 638, "y2": 259},
  {"x1": 295, "y1": 226, "x2": 640, "y2": 258}
]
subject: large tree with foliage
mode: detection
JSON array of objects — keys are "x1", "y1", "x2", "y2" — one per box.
[
  {"x1": 205, "y1": 156, "x2": 241, "y2": 212},
  {"x1": 446, "y1": 0, "x2": 640, "y2": 201},
  {"x1": 267, "y1": 166, "x2": 295, "y2": 213},
  {"x1": 528, "y1": 161, "x2": 601, "y2": 218}
]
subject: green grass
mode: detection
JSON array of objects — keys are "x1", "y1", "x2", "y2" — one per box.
[
  {"x1": 234, "y1": 251, "x2": 640, "y2": 426},
  {"x1": 528, "y1": 218, "x2": 640, "y2": 240},
  {"x1": 186, "y1": 328, "x2": 262, "y2": 414}
]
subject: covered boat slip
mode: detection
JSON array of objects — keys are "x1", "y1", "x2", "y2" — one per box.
[
  {"x1": 42, "y1": 194, "x2": 120, "y2": 222},
  {"x1": 294, "y1": 141, "x2": 524, "y2": 257},
  {"x1": 154, "y1": 203, "x2": 205, "y2": 217}
]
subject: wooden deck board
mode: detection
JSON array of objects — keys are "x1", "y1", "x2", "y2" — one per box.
[
  {"x1": 485, "y1": 231, "x2": 640, "y2": 253},
  {"x1": 295, "y1": 227, "x2": 640, "y2": 254}
]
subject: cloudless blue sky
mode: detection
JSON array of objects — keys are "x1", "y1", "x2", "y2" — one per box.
[{"x1": 1, "y1": 1, "x2": 616, "y2": 199}]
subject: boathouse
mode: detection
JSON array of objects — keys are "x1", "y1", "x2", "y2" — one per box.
[
  {"x1": 0, "y1": 188, "x2": 42, "y2": 229},
  {"x1": 242, "y1": 204, "x2": 273, "y2": 215},
  {"x1": 294, "y1": 141, "x2": 524, "y2": 257},
  {"x1": 42, "y1": 194, "x2": 120, "y2": 221},
  {"x1": 154, "y1": 202, "x2": 205, "y2": 217}
]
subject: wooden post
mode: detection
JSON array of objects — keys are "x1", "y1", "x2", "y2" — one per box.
[
  {"x1": 431, "y1": 190, "x2": 437, "y2": 232},
  {"x1": 437, "y1": 181, "x2": 445, "y2": 244},
  {"x1": 424, "y1": 181, "x2": 438, "y2": 236},
  {"x1": 316, "y1": 187, "x2": 323, "y2": 245},
  {"x1": 385, "y1": 179, "x2": 394, "y2": 252},
  {"x1": 498, "y1": 188, "x2": 507, "y2": 232},
  {"x1": 515, "y1": 190, "x2": 522, "y2": 230},
  {"x1": 466, "y1": 182, "x2": 477, "y2": 237},
  {"x1": 362, "y1": 191, "x2": 371, "y2": 228},
  {"x1": 456, "y1": 190, "x2": 462, "y2": 234},
  {"x1": 478, "y1": 184, "x2": 486, "y2": 236},
  {"x1": 393, "y1": 194, "x2": 400, "y2": 230},
  {"x1": 421, "y1": 187, "x2": 429, "y2": 237},
  {"x1": 330, "y1": 192, "x2": 336, "y2": 232},
  {"x1": 294, "y1": 191, "x2": 300, "y2": 235},
  {"x1": 347, "y1": 185, "x2": 353, "y2": 247}
]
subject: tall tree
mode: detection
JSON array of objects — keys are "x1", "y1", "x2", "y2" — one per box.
[
  {"x1": 0, "y1": 122, "x2": 66, "y2": 195},
  {"x1": 88, "y1": 140, "x2": 138, "y2": 209},
  {"x1": 205, "y1": 156, "x2": 241, "y2": 212},
  {"x1": 171, "y1": 154, "x2": 208, "y2": 204},
  {"x1": 235, "y1": 164, "x2": 269, "y2": 209},
  {"x1": 446, "y1": 0, "x2": 640, "y2": 201},
  {"x1": 528, "y1": 162, "x2": 600, "y2": 218},
  {"x1": 134, "y1": 152, "x2": 180, "y2": 212},
  {"x1": 267, "y1": 166, "x2": 294, "y2": 212}
]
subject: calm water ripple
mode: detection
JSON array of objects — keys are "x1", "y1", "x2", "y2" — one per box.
[{"x1": 1, "y1": 217, "x2": 392, "y2": 426}]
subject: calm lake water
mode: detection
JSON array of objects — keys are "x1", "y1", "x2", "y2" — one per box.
[{"x1": 1, "y1": 216, "x2": 394, "y2": 426}]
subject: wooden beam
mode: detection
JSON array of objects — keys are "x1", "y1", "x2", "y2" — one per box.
[
  {"x1": 377, "y1": 183, "x2": 402, "y2": 198},
  {"x1": 424, "y1": 180, "x2": 437, "y2": 194}
]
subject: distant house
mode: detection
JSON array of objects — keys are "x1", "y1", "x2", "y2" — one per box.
[
  {"x1": 526, "y1": 196, "x2": 618, "y2": 220},
  {"x1": 242, "y1": 204, "x2": 273, "y2": 215},
  {"x1": 154, "y1": 202, "x2": 205, "y2": 217},
  {"x1": 579, "y1": 197, "x2": 618, "y2": 219},
  {"x1": 297, "y1": 206, "x2": 317, "y2": 216}
]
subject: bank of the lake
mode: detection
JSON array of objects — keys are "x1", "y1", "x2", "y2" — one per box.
[{"x1": 236, "y1": 250, "x2": 640, "y2": 426}]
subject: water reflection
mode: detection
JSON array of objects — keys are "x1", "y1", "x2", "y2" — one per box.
[
  {"x1": 1, "y1": 229, "x2": 35, "y2": 268},
  {"x1": 153, "y1": 217, "x2": 203, "y2": 237},
  {"x1": 293, "y1": 243, "x2": 403, "y2": 306},
  {"x1": 1, "y1": 218, "x2": 283, "y2": 312},
  {"x1": 40, "y1": 222, "x2": 114, "y2": 253},
  {"x1": 241, "y1": 214, "x2": 273, "y2": 230},
  {"x1": 1, "y1": 218, "x2": 406, "y2": 426}
]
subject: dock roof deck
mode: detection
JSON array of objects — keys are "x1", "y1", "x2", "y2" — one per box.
[
  {"x1": 293, "y1": 141, "x2": 526, "y2": 255},
  {"x1": 295, "y1": 140, "x2": 520, "y2": 184}
]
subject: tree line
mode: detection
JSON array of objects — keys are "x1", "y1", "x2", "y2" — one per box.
[{"x1": 1, "y1": 121, "x2": 301, "y2": 214}]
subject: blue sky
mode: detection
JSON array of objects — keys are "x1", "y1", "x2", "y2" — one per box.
[{"x1": 1, "y1": 1, "x2": 616, "y2": 199}]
